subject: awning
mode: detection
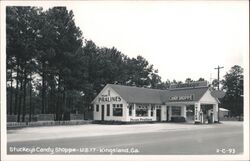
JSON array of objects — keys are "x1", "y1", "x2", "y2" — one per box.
[{"x1": 219, "y1": 108, "x2": 229, "y2": 112}]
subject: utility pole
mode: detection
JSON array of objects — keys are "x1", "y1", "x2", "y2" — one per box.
[
  {"x1": 214, "y1": 65, "x2": 224, "y2": 90},
  {"x1": 214, "y1": 65, "x2": 224, "y2": 123}
]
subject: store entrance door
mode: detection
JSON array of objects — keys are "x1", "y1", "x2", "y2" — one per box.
[
  {"x1": 101, "y1": 105, "x2": 105, "y2": 121},
  {"x1": 186, "y1": 105, "x2": 195, "y2": 123},
  {"x1": 156, "y1": 109, "x2": 161, "y2": 122},
  {"x1": 166, "y1": 106, "x2": 169, "y2": 121}
]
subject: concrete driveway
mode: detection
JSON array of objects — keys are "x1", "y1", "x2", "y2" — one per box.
[{"x1": 7, "y1": 121, "x2": 242, "y2": 142}]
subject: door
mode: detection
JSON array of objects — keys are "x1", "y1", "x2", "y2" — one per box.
[
  {"x1": 101, "y1": 105, "x2": 105, "y2": 121},
  {"x1": 156, "y1": 109, "x2": 161, "y2": 122},
  {"x1": 186, "y1": 105, "x2": 195, "y2": 122},
  {"x1": 166, "y1": 106, "x2": 169, "y2": 121}
]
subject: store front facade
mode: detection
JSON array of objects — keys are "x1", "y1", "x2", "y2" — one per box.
[{"x1": 91, "y1": 82, "x2": 220, "y2": 124}]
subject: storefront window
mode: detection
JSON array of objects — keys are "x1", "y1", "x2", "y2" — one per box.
[
  {"x1": 113, "y1": 108, "x2": 123, "y2": 116},
  {"x1": 186, "y1": 105, "x2": 194, "y2": 118},
  {"x1": 129, "y1": 104, "x2": 133, "y2": 116},
  {"x1": 96, "y1": 105, "x2": 99, "y2": 112},
  {"x1": 156, "y1": 105, "x2": 161, "y2": 109},
  {"x1": 151, "y1": 107, "x2": 154, "y2": 116},
  {"x1": 107, "y1": 104, "x2": 110, "y2": 116},
  {"x1": 172, "y1": 106, "x2": 181, "y2": 116},
  {"x1": 136, "y1": 107, "x2": 148, "y2": 117}
]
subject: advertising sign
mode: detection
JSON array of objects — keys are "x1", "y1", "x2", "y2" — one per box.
[
  {"x1": 130, "y1": 118, "x2": 153, "y2": 122},
  {"x1": 169, "y1": 95, "x2": 194, "y2": 102},
  {"x1": 169, "y1": 81, "x2": 208, "y2": 89},
  {"x1": 194, "y1": 104, "x2": 200, "y2": 122},
  {"x1": 98, "y1": 95, "x2": 121, "y2": 102}
]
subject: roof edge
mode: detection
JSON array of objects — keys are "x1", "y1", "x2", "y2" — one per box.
[{"x1": 91, "y1": 84, "x2": 110, "y2": 104}]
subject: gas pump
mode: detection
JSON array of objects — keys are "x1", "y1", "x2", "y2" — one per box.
[
  {"x1": 207, "y1": 109, "x2": 214, "y2": 123},
  {"x1": 200, "y1": 111, "x2": 203, "y2": 124},
  {"x1": 210, "y1": 111, "x2": 214, "y2": 123}
]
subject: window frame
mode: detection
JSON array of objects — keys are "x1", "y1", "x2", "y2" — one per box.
[
  {"x1": 129, "y1": 104, "x2": 133, "y2": 116},
  {"x1": 172, "y1": 106, "x2": 181, "y2": 116},
  {"x1": 150, "y1": 107, "x2": 154, "y2": 116},
  {"x1": 135, "y1": 107, "x2": 148, "y2": 117},
  {"x1": 107, "y1": 104, "x2": 110, "y2": 116},
  {"x1": 113, "y1": 107, "x2": 123, "y2": 117},
  {"x1": 96, "y1": 104, "x2": 99, "y2": 112}
]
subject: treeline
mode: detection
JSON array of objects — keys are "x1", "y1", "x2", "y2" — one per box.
[
  {"x1": 6, "y1": 6, "x2": 169, "y2": 122},
  {"x1": 220, "y1": 65, "x2": 243, "y2": 116}
]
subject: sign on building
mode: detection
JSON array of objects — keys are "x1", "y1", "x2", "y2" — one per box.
[
  {"x1": 169, "y1": 95, "x2": 194, "y2": 102},
  {"x1": 169, "y1": 81, "x2": 208, "y2": 90}
]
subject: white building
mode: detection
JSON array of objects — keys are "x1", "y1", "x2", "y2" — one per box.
[
  {"x1": 91, "y1": 81, "x2": 220, "y2": 124},
  {"x1": 219, "y1": 108, "x2": 230, "y2": 118}
]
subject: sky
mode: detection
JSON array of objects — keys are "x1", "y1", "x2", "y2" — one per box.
[
  {"x1": 3, "y1": 1, "x2": 249, "y2": 83},
  {"x1": 67, "y1": 1, "x2": 248, "y2": 83}
]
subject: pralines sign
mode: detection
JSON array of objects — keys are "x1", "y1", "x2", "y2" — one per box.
[{"x1": 98, "y1": 95, "x2": 122, "y2": 102}]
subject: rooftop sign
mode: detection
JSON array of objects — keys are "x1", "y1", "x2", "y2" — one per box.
[{"x1": 169, "y1": 81, "x2": 208, "y2": 90}]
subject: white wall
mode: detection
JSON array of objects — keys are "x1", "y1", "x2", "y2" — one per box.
[
  {"x1": 199, "y1": 90, "x2": 219, "y2": 123},
  {"x1": 161, "y1": 105, "x2": 167, "y2": 121},
  {"x1": 181, "y1": 105, "x2": 187, "y2": 118},
  {"x1": 168, "y1": 106, "x2": 172, "y2": 121},
  {"x1": 93, "y1": 86, "x2": 128, "y2": 121},
  {"x1": 213, "y1": 104, "x2": 218, "y2": 122},
  {"x1": 199, "y1": 90, "x2": 218, "y2": 104}
]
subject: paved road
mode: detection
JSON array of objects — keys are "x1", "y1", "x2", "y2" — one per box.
[{"x1": 7, "y1": 123, "x2": 243, "y2": 155}]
